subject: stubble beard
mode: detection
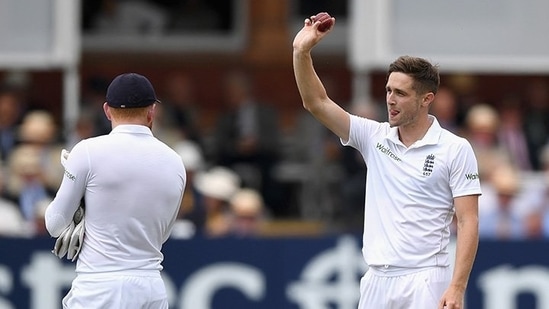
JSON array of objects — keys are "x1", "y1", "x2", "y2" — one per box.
[{"x1": 388, "y1": 107, "x2": 419, "y2": 129}]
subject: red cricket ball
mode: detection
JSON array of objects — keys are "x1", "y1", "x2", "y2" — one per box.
[{"x1": 312, "y1": 12, "x2": 334, "y2": 32}]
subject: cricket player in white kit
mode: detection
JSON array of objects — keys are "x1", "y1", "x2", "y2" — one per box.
[
  {"x1": 293, "y1": 16, "x2": 481, "y2": 309},
  {"x1": 45, "y1": 73, "x2": 186, "y2": 309}
]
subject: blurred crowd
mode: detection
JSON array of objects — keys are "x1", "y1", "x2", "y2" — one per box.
[
  {"x1": 2, "y1": 70, "x2": 549, "y2": 241},
  {"x1": 433, "y1": 77, "x2": 549, "y2": 241}
]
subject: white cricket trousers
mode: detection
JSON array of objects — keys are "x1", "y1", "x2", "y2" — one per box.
[
  {"x1": 358, "y1": 265, "x2": 451, "y2": 309},
  {"x1": 62, "y1": 270, "x2": 169, "y2": 309}
]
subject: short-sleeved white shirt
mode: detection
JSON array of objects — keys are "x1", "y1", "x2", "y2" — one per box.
[
  {"x1": 343, "y1": 115, "x2": 481, "y2": 268},
  {"x1": 45, "y1": 125, "x2": 186, "y2": 273}
]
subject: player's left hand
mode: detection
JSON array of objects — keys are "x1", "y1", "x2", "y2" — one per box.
[{"x1": 438, "y1": 286, "x2": 465, "y2": 309}]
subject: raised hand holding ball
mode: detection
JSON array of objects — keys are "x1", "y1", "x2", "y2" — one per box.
[{"x1": 312, "y1": 12, "x2": 334, "y2": 32}]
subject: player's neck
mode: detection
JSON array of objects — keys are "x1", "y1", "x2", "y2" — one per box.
[
  {"x1": 111, "y1": 119, "x2": 151, "y2": 129},
  {"x1": 398, "y1": 115, "x2": 433, "y2": 147}
]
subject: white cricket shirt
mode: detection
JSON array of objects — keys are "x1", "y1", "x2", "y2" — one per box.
[
  {"x1": 45, "y1": 125, "x2": 186, "y2": 273},
  {"x1": 343, "y1": 115, "x2": 481, "y2": 268}
]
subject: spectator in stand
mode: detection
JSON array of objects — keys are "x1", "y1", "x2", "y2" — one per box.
[
  {"x1": 290, "y1": 76, "x2": 353, "y2": 224},
  {"x1": 462, "y1": 104, "x2": 511, "y2": 180},
  {"x1": 65, "y1": 113, "x2": 97, "y2": 149},
  {"x1": 338, "y1": 102, "x2": 377, "y2": 232},
  {"x1": 227, "y1": 188, "x2": 268, "y2": 238},
  {"x1": 0, "y1": 87, "x2": 25, "y2": 163},
  {"x1": 430, "y1": 86, "x2": 460, "y2": 134},
  {"x1": 523, "y1": 144, "x2": 549, "y2": 238},
  {"x1": 16, "y1": 110, "x2": 65, "y2": 192},
  {"x1": 542, "y1": 205, "x2": 549, "y2": 239},
  {"x1": 32, "y1": 198, "x2": 52, "y2": 237},
  {"x1": 523, "y1": 78, "x2": 549, "y2": 171},
  {"x1": 160, "y1": 72, "x2": 203, "y2": 145},
  {"x1": 80, "y1": 76, "x2": 112, "y2": 136},
  {"x1": 171, "y1": 140, "x2": 206, "y2": 239},
  {"x1": 523, "y1": 210, "x2": 546, "y2": 239},
  {"x1": 5, "y1": 144, "x2": 52, "y2": 235},
  {"x1": 292, "y1": 97, "x2": 344, "y2": 222},
  {"x1": 193, "y1": 166, "x2": 241, "y2": 237},
  {"x1": 497, "y1": 94, "x2": 532, "y2": 171},
  {"x1": 165, "y1": 0, "x2": 223, "y2": 32},
  {"x1": 3, "y1": 110, "x2": 65, "y2": 235},
  {"x1": 212, "y1": 70, "x2": 283, "y2": 216},
  {"x1": 89, "y1": 0, "x2": 168, "y2": 36},
  {"x1": 447, "y1": 74, "x2": 481, "y2": 128},
  {"x1": 0, "y1": 163, "x2": 27, "y2": 237},
  {"x1": 478, "y1": 164, "x2": 526, "y2": 240}
]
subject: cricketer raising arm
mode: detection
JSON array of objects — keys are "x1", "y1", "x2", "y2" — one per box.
[
  {"x1": 293, "y1": 14, "x2": 481, "y2": 309},
  {"x1": 45, "y1": 73, "x2": 186, "y2": 309}
]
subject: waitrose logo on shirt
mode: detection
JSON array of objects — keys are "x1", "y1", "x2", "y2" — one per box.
[
  {"x1": 465, "y1": 172, "x2": 480, "y2": 180},
  {"x1": 376, "y1": 143, "x2": 402, "y2": 162}
]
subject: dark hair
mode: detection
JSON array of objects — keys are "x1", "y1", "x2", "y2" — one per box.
[{"x1": 387, "y1": 56, "x2": 440, "y2": 95}]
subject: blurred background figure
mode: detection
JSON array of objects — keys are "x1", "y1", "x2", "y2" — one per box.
[
  {"x1": 212, "y1": 70, "x2": 284, "y2": 216},
  {"x1": 3, "y1": 110, "x2": 65, "y2": 235},
  {"x1": 5, "y1": 144, "x2": 52, "y2": 235},
  {"x1": 522, "y1": 144, "x2": 549, "y2": 239},
  {"x1": 0, "y1": 87, "x2": 25, "y2": 164},
  {"x1": 88, "y1": 0, "x2": 168, "y2": 36},
  {"x1": 337, "y1": 102, "x2": 378, "y2": 232},
  {"x1": 160, "y1": 72, "x2": 203, "y2": 145},
  {"x1": 193, "y1": 166, "x2": 241, "y2": 237},
  {"x1": 479, "y1": 165, "x2": 526, "y2": 240},
  {"x1": 447, "y1": 74, "x2": 481, "y2": 128},
  {"x1": 227, "y1": 188, "x2": 268, "y2": 238},
  {"x1": 497, "y1": 94, "x2": 532, "y2": 171},
  {"x1": 32, "y1": 197, "x2": 52, "y2": 237},
  {"x1": 166, "y1": 0, "x2": 223, "y2": 32},
  {"x1": 541, "y1": 205, "x2": 549, "y2": 238},
  {"x1": 462, "y1": 104, "x2": 511, "y2": 180},
  {"x1": 171, "y1": 140, "x2": 206, "y2": 239},
  {"x1": 291, "y1": 103, "x2": 343, "y2": 222},
  {"x1": 0, "y1": 164, "x2": 27, "y2": 237},
  {"x1": 523, "y1": 79, "x2": 549, "y2": 171},
  {"x1": 283, "y1": 76, "x2": 354, "y2": 225},
  {"x1": 65, "y1": 113, "x2": 97, "y2": 149},
  {"x1": 16, "y1": 110, "x2": 65, "y2": 191},
  {"x1": 430, "y1": 86, "x2": 460, "y2": 134},
  {"x1": 80, "y1": 76, "x2": 112, "y2": 136},
  {"x1": 523, "y1": 210, "x2": 547, "y2": 239}
]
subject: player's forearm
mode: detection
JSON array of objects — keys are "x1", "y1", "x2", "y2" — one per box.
[
  {"x1": 45, "y1": 175, "x2": 87, "y2": 236},
  {"x1": 450, "y1": 216, "x2": 479, "y2": 291},
  {"x1": 292, "y1": 49, "x2": 329, "y2": 113},
  {"x1": 45, "y1": 193, "x2": 80, "y2": 237}
]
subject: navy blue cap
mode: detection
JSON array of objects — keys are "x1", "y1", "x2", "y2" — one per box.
[{"x1": 106, "y1": 73, "x2": 160, "y2": 108}]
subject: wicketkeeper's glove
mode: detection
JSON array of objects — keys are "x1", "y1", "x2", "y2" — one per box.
[
  {"x1": 52, "y1": 203, "x2": 85, "y2": 261},
  {"x1": 60, "y1": 148, "x2": 69, "y2": 168}
]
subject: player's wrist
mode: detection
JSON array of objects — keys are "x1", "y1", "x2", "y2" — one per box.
[
  {"x1": 293, "y1": 48, "x2": 312, "y2": 59},
  {"x1": 448, "y1": 282, "x2": 467, "y2": 293}
]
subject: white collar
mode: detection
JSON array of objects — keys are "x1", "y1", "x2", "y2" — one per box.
[
  {"x1": 110, "y1": 124, "x2": 153, "y2": 136},
  {"x1": 385, "y1": 115, "x2": 442, "y2": 148}
]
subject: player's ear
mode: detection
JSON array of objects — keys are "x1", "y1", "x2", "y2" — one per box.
[
  {"x1": 423, "y1": 92, "x2": 435, "y2": 107},
  {"x1": 145, "y1": 104, "x2": 156, "y2": 129},
  {"x1": 103, "y1": 102, "x2": 112, "y2": 121},
  {"x1": 147, "y1": 104, "x2": 156, "y2": 122}
]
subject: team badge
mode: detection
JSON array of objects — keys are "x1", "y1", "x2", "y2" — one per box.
[{"x1": 423, "y1": 154, "x2": 435, "y2": 176}]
